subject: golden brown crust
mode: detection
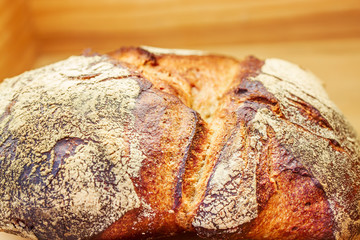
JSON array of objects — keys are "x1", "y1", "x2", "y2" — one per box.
[
  {"x1": 233, "y1": 133, "x2": 335, "y2": 240},
  {"x1": 107, "y1": 49, "x2": 341, "y2": 239},
  {"x1": 96, "y1": 83, "x2": 202, "y2": 239},
  {"x1": 108, "y1": 47, "x2": 244, "y2": 232},
  {"x1": 191, "y1": 56, "x2": 337, "y2": 240},
  {"x1": 0, "y1": 47, "x2": 359, "y2": 240}
]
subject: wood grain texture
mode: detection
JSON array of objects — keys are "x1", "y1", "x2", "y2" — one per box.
[
  {"x1": 0, "y1": 0, "x2": 37, "y2": 80},
  {"x1": 28, "y1": 0, "x2": 360, "y2": 51}
]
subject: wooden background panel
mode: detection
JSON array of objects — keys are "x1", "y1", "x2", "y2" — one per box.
[
  {"x1": 0, "y1": 0, "x2": 37, "y2": 80},
  {"x1": 29, "y1": 0, "x2": 360, "y2": 53}
]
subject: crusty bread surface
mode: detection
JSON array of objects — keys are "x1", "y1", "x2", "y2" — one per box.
[{"x1": 0, "y1": 46, "x2": 359, "y2": 240}]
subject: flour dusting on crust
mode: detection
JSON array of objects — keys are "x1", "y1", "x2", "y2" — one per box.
[
  {"x1": 192, "y1": 58, "x2": 360, "y2": 239},
  {"x1": 1, "y1": 52, "x2": 359, "y2": 240},
  {"x1": 0, "y1": 56, "x2": 145, "y2": 240},
  {"x1": 251, "y1": 59, "x2": 360, "y2": 239},
  {"x1": 192, "y1": 121, "x2": 259, "y2": 230}
]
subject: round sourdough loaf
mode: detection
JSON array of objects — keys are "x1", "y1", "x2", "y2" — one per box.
[{"x1": 0, "y1": 46, "x2": 359, "y2": 240}]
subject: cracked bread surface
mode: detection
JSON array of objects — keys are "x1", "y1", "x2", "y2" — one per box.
[{"x1": 0, "y1": 47, "x2": 359, "y2": 240}]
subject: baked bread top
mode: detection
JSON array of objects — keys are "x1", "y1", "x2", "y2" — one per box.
[{"x1": 0, "y1": 46, "x2": 359, "y2": 240}]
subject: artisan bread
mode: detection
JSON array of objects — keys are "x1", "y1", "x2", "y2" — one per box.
[{"x1": 0, "y1": 46, "x2": 359, "y2": 240}]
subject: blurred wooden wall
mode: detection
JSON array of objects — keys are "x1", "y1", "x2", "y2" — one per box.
[
  {"x1": 1, "y1": 0, "x2": 360, "y2": 78},
  {"x1": 28, "y1": 0, "x2": 360, "y2": 52},
  {"x1": 0, "y1": 0, "x2": 37, "y2": 80}
]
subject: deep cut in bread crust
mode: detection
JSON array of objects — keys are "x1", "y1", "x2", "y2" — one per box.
[{"x1": 0, "y1": 47, "x2": 359, "y2": 240}]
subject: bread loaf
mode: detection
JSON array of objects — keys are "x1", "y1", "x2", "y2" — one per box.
[{"x1": 0, "y1": 46, "x2": 359, "y2": 240}]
